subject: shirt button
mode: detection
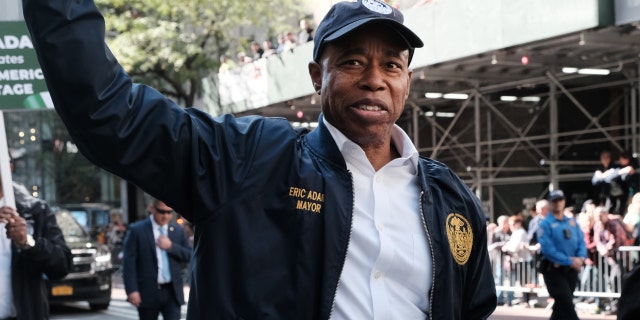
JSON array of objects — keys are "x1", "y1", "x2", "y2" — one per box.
[
  {"x1": 375, "y1": 176, "x2": 382, "y2": 183},
  {"x1": 377, "y1": 223, "x2": 384, "y2": 232},
  {"x1": 374, "y1": 271, "x2": 382, "y2": 279}
]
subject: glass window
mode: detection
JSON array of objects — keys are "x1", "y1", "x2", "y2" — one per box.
[
  {"x1": 94, "y1": 210, "x2": 110, "y2": 227},
  {"x1": 70, "y1": 210, "x2": 88, "y2": 229},
  {"x1": 56, "y1": 209, "x2": 87, "y2": 238}
]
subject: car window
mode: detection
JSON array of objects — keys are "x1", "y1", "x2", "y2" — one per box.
[
  {"x1": 70, "y1": 210, "x2": 89, "y2": 228},
  {"x1": 56, "y1": 210, "x2": 88, "y2": 238},
  {"x1": 94, "y1": 210, "x2": 110, "y2": 227}
]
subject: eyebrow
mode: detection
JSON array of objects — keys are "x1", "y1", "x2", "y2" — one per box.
[{"x1": 339, "y1": 46, "x2": 406, "y2": 60}]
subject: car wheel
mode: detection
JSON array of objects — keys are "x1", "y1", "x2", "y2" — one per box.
[{"x1": 89, "y1": 302, "x2": 110, "y2": 310}]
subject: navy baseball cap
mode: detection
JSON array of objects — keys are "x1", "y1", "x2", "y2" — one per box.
[
  {"x1": 313, "y1": 0, "x2": 424, "y2": 63},
  {"x1": 548, "y1": 190, "x2": 565, "y2": 201}
]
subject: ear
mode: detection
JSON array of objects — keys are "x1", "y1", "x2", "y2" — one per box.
[
  {"x1": 308, "y1": 61, "x2": 322, "y2": 94},
  {"x1": 405, "y1": 69, "x2": 413, "y2": 99}
]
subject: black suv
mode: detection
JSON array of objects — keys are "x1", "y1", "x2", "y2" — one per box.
[{"x1": 48, "y1": 209, "x2": 113, "y2": 310}]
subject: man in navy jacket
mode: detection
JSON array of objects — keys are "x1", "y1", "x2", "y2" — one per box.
[
  {"x1": 122, "y1": 199, "x2": 191, "y2": 320},
  {"x1": 22, "y1": 0, "x2": 496, "y2": 318}
]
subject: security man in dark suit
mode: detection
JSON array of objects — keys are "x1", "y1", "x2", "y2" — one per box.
[{"x1": 122, "y1": 198, "x2": 191, "y2": 320}]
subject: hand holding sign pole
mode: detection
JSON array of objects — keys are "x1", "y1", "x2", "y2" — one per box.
[{"x1": 0, "y1": 112, "x2": 15, "y2": 209}]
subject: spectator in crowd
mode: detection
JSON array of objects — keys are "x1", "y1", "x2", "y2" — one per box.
[
  {"x1": 107, "y1": 216, "x2": 126, "y2": 247},
  {"x1": 592, "y1": 150, "x2": 626, "y2": 215},
  {"x1": 236, "y1": 51, "x2": 252, "y2": 66},
  {"x1": 489, "y1": 215, "x2": 513, "y2": 306},
  {"x1": 594, "y1": 205, "x2": 627, "y2": 315},
  {"x1": 0, "y1": 179, "x2": 72, "y2": 319},
  {"x1": 526, "y1": 199, "x2": 550, "y2": 297},
  {"x1": 622, "y1": 192, "x2": 640, "y2": 246},
  {"x1": 538, "y1": 189, "x2": 586, "y2": 320},
  {"x1": 23, "y1": 0, "x2": 497, "y2": 318},
  {"x1": 122, "y1": 198, "x2": 191, "y2": 320},
  {"x1": 298, "y1": 18, "x2": 314, "y2": 44},
  {"x1": 503, "y1": 216, "x2": 528, "y2": 258},
  {"x1": 218, "y1": 54, "x2": 237, "y2": 73},
  {"x1": 618, "y1": 151, "x2": 639, "y2": 197},
  {"x1": 262, "y1": 39, "x2": 277, "y2": 58},
  {"x1": 107, "y1": 217, "x2": 126, "y2": 247},
  {"x1": 275, "y1": 33, "x2": 286, "y2": 54},
  {"x1": 524, "y1": 205, "x2": 535, "y2": 231},
  {"x1": 250, "y1": 41, "x2": 264, "y2": 60},
  {"x1": 487, "y1": 222, "x2": 497, "y2": 246},
  {"x1": 502, "y1": 215, "x2": 532, "y2": 307},
  {"x1": 527, "y1": 199, "x2": 549, "y2": 246},
  {"x1": 107, "y1": 218, "x2": 127, "y2": 266},
  {"x1": 282, "y1": 31, "x2": 298, "y2": 52},
  {"x1": 577, "y1": 206, "x2": 599, "y2": 304}
]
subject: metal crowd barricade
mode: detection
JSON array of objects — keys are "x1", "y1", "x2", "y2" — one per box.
[{"x1": 492, "y1": 245, "x2": 640, "y2": 302}]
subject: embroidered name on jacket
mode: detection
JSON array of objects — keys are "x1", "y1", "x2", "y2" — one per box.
[
  {"x1": 289, "y1": 187, "x2": 324, "y2": 213},
  {"x1": 446, "y1": 213, "x2": 473, "y2": 265}
]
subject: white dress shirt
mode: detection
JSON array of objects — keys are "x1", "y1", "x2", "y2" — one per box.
[
  {"x1": 0, "y1": 198, "x2": 17, "y2": 318},
  {"x1": 150, "y1": 216, "x2": 171, "y2": 284},
  {"x1": 325, "y1": 120, "x2": 432, "y2": 320}
]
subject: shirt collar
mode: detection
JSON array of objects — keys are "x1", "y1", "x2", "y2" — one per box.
[
  {"x1": 149, "y1": 215, "x2": 167, "y2": 231},
  {"x1": 323, "y1": 118, "x2": 419, "y2": 172}
]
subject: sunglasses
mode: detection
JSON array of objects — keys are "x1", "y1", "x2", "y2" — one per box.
[{"x1": 154, "y1": 206, "x2": 174, "y2": 215}]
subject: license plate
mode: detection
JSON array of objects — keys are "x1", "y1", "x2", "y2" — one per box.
[{"x1": 52, "y1": 285, "x2": 73, "y2": 296}]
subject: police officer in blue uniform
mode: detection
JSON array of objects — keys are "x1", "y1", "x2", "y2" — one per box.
[{"x1": 538, "y1": 190, "x2": 587, "y2": 320}]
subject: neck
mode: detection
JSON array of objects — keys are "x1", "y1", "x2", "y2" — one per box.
[
  {"x1": 362, "y1": 142, "x2": 400, "y2": 171},
  {"x1": 552, "y1": 211, "x2": 564, "y2": 220}
]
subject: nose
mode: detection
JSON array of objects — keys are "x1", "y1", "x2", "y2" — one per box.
[{"x1": 358, "y1": 65, "x2": 386, "y2": 92}]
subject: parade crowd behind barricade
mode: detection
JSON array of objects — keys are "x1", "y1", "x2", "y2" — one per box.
[
  {"x1": 218, "y1": 18, "x2": 315, "y2": 72},
  {"x1": 218, "y1": 0, "x2": 434, "y2": 70},
  {"x1": 488, "y1": 149, "x2": 640, "y2": 317}
]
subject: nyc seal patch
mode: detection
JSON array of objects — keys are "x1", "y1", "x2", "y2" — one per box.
[
  {"x1": 363, "y1": 0, "x2": 393, "y2": 15},
  {"x1": 446, "y1": 213, "x2": 473, "y2": 265}
]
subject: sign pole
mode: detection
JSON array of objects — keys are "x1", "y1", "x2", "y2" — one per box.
[{"x1": 0, "y1": 112, "x2": 15, "y2": 208}]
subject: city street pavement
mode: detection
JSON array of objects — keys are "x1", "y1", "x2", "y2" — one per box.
[
  {"x1": 112, "y1": 274, "x2": 617, "y2": 320},
  {"x1": 490, "y1": 304, "x2": 617, "y2": 320},
  {"x1": 111, "y1": 278, "x2": 191, "y2": 302}
]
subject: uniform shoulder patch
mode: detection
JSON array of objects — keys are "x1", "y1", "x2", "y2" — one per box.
[{"x1": 446, "y1": 213, "x2": 474, "y2": 265}]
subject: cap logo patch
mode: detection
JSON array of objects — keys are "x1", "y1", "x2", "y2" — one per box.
[
  {"x1": 446, "y1": 213, "x2": 473, "y2": 265},
  {"x1": 362, "y1": 0, "x2": 393, "y2": 15}
]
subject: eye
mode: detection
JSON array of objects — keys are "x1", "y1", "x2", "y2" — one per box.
[
  {"x1": 344, "y1": 59, "x2": 362, "y2": 66},
  {"x1": 386, "y1": 61, "x2": 403, "y2": 70}
]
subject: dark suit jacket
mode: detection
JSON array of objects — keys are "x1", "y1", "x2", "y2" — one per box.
[{"x1": 122, "y1": 217, "x2": 191, "y2": 306}]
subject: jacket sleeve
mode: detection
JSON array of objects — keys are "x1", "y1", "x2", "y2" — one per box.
[
  {"x1": 21, "y1": 0, "x2": 267, "y2": 224},
  {"x1": 460, "y1": 186, "x2": 497, "y2": 319},
  {"x1": 21, "y1": 203, "x2": 72, "y2": 280},
  {"x1": 168, "y1": 227, "x2": 191, "y2": 263},
  {"x1": 122, "y1": 226, "x2": 139, "y2": 295}
]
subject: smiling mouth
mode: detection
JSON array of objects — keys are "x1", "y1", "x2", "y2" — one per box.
[{"x1": 355, "y1": 105, "x2": 383, "y2": 111}]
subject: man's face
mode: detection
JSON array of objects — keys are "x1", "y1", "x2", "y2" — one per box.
[
  {"x1": 309, "y1": 24, "x2": 412, "y2": 148},
  {"x1": 600, "y1": 152, "x2": 611, "y2": 166},
  {"x1": 550, "y1": 198, "x2": 565, "y2": 215},
  {"x1": 537, "y1": 204, "x2": 549, "y2": 216},
  {"x1": 151, "y1": 201, "x2": 174, "y2": 226},
  {"x1": 620, "y1": 157, "x2": 630, "y2": 166}
]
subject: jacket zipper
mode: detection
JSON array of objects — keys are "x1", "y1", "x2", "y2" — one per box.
[
  {"x1": 419, "y1": 190, "x2": 436, "y2": 320},
  {"x1": 328, "y1": 171, "x2": 355, "y2": 319}
]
